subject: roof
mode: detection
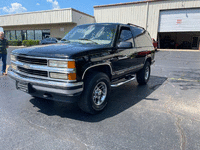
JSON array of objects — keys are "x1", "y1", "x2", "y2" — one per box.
[
  {"x1": 0, "y1": 8, "x2": 94, "y2": 18},
  {"x1": 77, "y1": 23, "x2": 145, "y2": 29},
  {"x1": 94, "y1": 0, "x2": 165, "y2": 8},
  {"x1": 79, "y1": 23, "x2": 122, "y2": 26},
  {"x1": 0, "y1": 8, "x2": 95, "y2": 27}
]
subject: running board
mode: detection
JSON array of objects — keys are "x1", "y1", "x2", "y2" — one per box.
[{"x1": 111, "y1": 76, "x2": 136, "y2": 87}]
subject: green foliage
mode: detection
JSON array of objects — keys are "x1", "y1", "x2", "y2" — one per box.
[
  {"x1": 22, "y1": 40, "x2": 40, "y2": 46},
  {"x1": 35, "y1": 40, "x2": 40, "y2": 45},
  {"x1": 8, "y1": 40, "x2": 22, "y2": 46},
  {"x1": 22, "y1": 40, "x2": 28, "y2": 46}
]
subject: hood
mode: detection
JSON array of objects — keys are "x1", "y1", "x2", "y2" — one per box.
[{"x1": 12, "y1": 43, "x2": 111, "y2": 59}]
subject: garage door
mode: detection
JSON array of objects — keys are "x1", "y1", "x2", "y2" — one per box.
[{"x1": 158, "y1": 9, "x2": 200, "y2": 32}]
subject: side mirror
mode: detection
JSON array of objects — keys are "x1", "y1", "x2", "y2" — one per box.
[{"x1": 117, "y1": 42, "x2": 132, "y2": 49}]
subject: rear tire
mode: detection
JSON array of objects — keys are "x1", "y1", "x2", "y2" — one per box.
[
  {"x1": 136, "y1": 61, "x2": 150, "y2": 85},
  {"x1": 78, "y1": 72, "x2": 110, "y2": 114}
]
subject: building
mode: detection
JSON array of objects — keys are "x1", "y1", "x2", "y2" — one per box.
[
  {"x1": 1, "y1": 0, "x2": 200, "y2": 49},
  {"x1": 0, "y1": 8, "x2": 95, "y2": 41},
  {"x1": 94, "y1": 0, "x2": 200, "y2": 49}
]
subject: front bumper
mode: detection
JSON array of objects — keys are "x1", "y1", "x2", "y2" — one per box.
[{"x1": 8, "y1": 70, "x2": 83, "y2": 102}]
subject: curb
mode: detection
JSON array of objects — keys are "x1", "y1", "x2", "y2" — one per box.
[
  {"x1": 158, "y1": 49, "x2": 200, "y2": 52},
  {"x1": 9, "y1": 46, "x2": 25, "y2": 48}
]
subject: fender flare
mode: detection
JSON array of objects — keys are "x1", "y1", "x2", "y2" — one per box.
[{"x1": 81, "y1": 63, "x2": 113, "y2": 80}]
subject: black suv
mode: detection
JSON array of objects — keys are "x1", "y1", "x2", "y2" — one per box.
[{"x1": 8, "y1": 23, "x2": 155, "y2": 114}]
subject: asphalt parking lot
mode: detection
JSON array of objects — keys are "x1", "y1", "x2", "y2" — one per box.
[{"x1": 0, "y1": 47, "x2": 200, "y2": 150}]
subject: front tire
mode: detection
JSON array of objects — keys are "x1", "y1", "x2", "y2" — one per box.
[
  {"x1": 78, "y1": 72, "x2": 110, "y2": 114},
  {"x1": 136, "y1": 61, "x2": 151, "y2": 85}
]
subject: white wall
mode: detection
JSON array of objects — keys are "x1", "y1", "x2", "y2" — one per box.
[
  {"x1": 0, "y1": 9, "x2": 72, "y2": 26},
  {"x1": 72, "y1": 9, "x2": 95, "y2": 25},
  {"x1": 94, "y1": 3, "x2": 147, "y2": 27},
  {"x1": 0, "y1": 8, "x2": 95, "y2": 27}
]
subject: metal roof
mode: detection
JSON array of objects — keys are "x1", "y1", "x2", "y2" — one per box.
[
  {"x1": 0, "y1": 8, "x2": 94, "y2": 18},
  {"x1": 0, "y1": 8, "x2": 94, "y2": 27},
  {"x1": 94, "y1": 0, "x2": 166, "y2": 8}
]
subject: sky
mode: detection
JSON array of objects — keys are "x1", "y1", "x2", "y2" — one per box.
[{"x1": 0, "y1": 0, "x2": 142, "y2": 32}]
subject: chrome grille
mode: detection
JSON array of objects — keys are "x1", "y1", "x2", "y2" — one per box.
[
  {"x1": 17, "y1": 56, "x2": 47, "y2": 66},
  {"x1": 18, "y1": 66, "x2": 48, "y2": 77}
]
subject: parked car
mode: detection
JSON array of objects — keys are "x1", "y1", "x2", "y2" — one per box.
[
  {"x1": 40, "y1": 37, "x2": 59, "y2": 45},
  {"x1": 8, "y1": 23, "x2": 155, "y2": 114}
]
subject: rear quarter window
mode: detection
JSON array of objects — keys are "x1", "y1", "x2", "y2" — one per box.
[
  {"x1": 119, "y1": 30, "x2": 133, "y2": 42},
  {"x1": 134, "y1": 31, "x2": 153, "y2": 47},
  {"x1": 132, "y1": 27, "x2": 144, "y2": 38}
]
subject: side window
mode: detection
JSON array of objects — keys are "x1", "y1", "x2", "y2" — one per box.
[
  {"x1": 120, "y1": 30, "x2": 132, "y2": 42},
  {"x1": 131, "y1": 27, "x2": 144, "y2": 38},
  {"x1": 119, "y1": 27, "x2": 134, "y2": 47}
]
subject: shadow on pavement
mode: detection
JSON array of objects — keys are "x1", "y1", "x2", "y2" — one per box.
[{"x1": 30, "y1": 75, "x2": 167, "y2": 122}]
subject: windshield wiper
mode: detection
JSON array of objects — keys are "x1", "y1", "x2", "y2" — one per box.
[{"x1": 78, "y1": 38, "x2": 98, "y2": 44}]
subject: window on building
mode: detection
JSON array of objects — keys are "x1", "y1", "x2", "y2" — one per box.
[
  {"x1": 4, "y1": 29, "x2": 51, "y2": 41},
  {"x1": 10, "y1": 30, "x2": 16, "y2": 40},
  {"x1": 22, "y1": 30, "x2": 27, "y2": 40},
  {"x1": 5, "y1": 31, "x2": 11, "y2": 40},
  {"x1": 16, "y1": 30, "x2": 22, "y2": 41},
  {"x1": 35, "y1": 30, "x2": 42, "y2": 40},
  {"x1": 27, "y1": 30, "x2": 34, "y2": 40},
  {"x1": 42, "y1": 29, "x2": 50, "y2": 39}
]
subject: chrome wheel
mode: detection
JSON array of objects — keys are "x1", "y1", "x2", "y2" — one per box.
[
  {"x1": 145, "y1": 66, "x2": 149, "y2": 80},
  {"x1": 136, "y1": 61, "x2": 150, "y2": 85},
  {"x1": 78, "y1": 72, "x2": 110, "y2": 114},
  {"x1": 92, "y1": 82, "x2": 107, "y2": 106}
]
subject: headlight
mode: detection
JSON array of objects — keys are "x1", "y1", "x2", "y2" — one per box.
[
  {"x1": 48, "y1": 60, "x2": 75, "y2": 68},
  {"x1": 11, "y1": 55, "x2": 17, "y2": 61},
  {"x1": 11, "y1": 63, "x2": 17, "y2": 70},
  {"x1": 49, "y1": 72, "x2": 68, "y2": 80},
  {"x1": 48, "y1": 60, "x2": 68, "y2": 68}
]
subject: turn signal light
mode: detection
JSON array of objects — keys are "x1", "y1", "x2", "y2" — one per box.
[
  {"x1": 68, "y1": 73, "x2": 76, "y2": 80},
  {"x1": 68, "y1": 61, "x2": 76, "y2": 68}
]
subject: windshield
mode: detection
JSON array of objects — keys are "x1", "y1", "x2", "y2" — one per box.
[{"x1": 62, "y1": 24, "x2": 117, "y2": 46}]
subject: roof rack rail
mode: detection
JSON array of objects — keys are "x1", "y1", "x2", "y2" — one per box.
[{"x1": 127, "y1": 23, "x2": 145, "y2": 30}]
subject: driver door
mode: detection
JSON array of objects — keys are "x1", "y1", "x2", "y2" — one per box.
[{"x1": 111, "y1": 26, "x2": 139, "y2": 77}]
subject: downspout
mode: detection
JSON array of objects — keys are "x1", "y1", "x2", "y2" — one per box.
[{"x1": 145, "y1": 2, "x2": 149, "y2": 30}]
